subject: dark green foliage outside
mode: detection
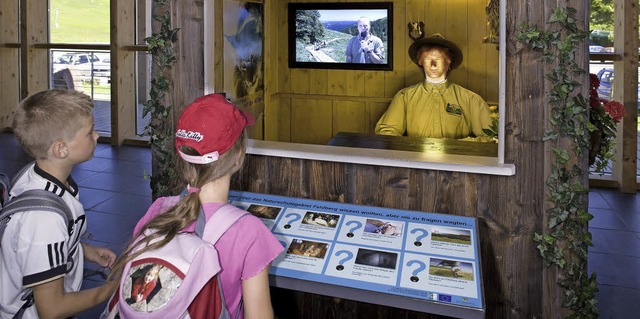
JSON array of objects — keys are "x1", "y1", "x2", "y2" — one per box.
[{"x1": 296, "y1": 10, "x2": 325, "y2": 45}]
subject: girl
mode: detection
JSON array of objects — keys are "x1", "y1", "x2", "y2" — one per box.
[{"x1": 109, "y1": 93, "x2": 284, "y2": 319}]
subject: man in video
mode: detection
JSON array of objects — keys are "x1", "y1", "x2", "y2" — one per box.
[{"x1": 345, "y1": 17, "x2": 384, "y2": 64}]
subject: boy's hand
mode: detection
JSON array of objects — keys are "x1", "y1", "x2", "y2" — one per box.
[{"x1": 82, "y1": 243, "x2": 116, "y2": 268}]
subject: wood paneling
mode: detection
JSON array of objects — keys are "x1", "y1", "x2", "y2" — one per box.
[
  {"x1": 22, "y1": 0, "x2": 49, "y2": 97},
  {"x1": 265, "y1": 0, "x2": 500, "y2": 144},
  {"x1": 111, "y1": 0, "x2": 136, "y2": 145},
  {"x1": 613, "y1": 0, "x2": 638, "y2": 192},
  {"x1": 0, "y1": 0, "x2": 20, "y2": 130}
]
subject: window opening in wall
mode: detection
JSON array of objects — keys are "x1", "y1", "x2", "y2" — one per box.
[
  {"x1": 49, "y1": 0, "x2": 109, "y2": 44},
  {"x1": 589, "y1": 0, "x2": 639, "y2": 181},
  {"x1": 50, "y1": 49, "x2": 112, "y2": 134},
  {"x1": 48, "y1": 0, "x2": 112, "y2": 135}
]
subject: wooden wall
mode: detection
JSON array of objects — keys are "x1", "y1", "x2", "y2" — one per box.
[
  {"x1": 0, "y1": 0, "x2": 20, "y2": 130},
  {"x1": 168, "y1": 0, "x2": 589, "y2": 318},
  {"x1": 231, "y1": 155, "x2": 498, "y2": 319},
  {"x1": 263, "y1": 0, "x2": 500, "y2": 145}
]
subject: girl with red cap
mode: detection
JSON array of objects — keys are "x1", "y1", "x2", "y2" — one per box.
[{"x1": 110, "y1": 94, "x2": 284, "y2": 319}]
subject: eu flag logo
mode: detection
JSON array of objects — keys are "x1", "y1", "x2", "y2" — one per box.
[{"x1": 438, "y1": 294, "x2": 452, "y2": 302}]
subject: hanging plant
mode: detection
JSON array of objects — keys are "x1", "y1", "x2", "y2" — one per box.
[
  {"x1": 518, "y1": 6, "x2": 598, "y2": 318},
  {"x1": 143, "y1": 0, "x2": 180, "y2": 198}
]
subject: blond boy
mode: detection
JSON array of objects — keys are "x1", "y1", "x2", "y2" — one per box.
[{"x1": 1, "y1": 90, "x2": 117, "y2": 319}]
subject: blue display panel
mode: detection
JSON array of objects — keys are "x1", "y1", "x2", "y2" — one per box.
[{"x1": 229, "y1": 190, "x2": 484, "y2": 312}]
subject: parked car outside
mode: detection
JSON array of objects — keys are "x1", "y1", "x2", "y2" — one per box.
[
  {"x1": 90, "y1": 57, "x2": 111, "y2": 84},
  {"x1": 595, "y1": 68, "x2": 640, "y2": 110},
  {"x1": 589, "y1": 45, "x2": 604, "y2": 53},
  {"x1": 52, "y1": 52, "x2": 110, "y2": 85}
]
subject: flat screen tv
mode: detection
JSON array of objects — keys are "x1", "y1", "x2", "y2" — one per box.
[{"x1": 288, "y1": 2, "x2": 393, "y2": 71}]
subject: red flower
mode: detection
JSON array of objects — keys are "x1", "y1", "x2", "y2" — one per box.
[{"x1": 603, "y1": 100, "x2": 625, "y2": 123}]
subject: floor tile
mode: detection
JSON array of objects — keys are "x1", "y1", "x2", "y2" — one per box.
[
  {"x1": 71, "y1": 168, "x2": 101, "y2": 183},
  {"x1": 597, "y1": 284, "x2": 640, "y2": 319},
  {"x1": 589, "y1": 228, "x2": 640, "y2": 257},
  {"x1": 85, "y1": 209, "x2": 140, "y2": 246},
  {"x1": 598, "y1": 190, "x2": 640, "y2": 213},
  {"x1": 589, "y1": 207, "x2": 630, "y2": 231},
  {"x1": 79, "y1": 187, "x2": 119, "y2": 210},
  {"x1": 615, "y1": 212, "x2": 640, "y2": 233},
  {"x1": 77, "y1": 172, "x2": 151, "y2": 196},
  {"x1": 100, "y1": 159, "x2": 151, "y2": 177},
  {"x1": 75, "y1": 157, "x2": 119, "y2": 173},
  {"x1": 588, "y1": 191, "x2": 610, "y2": 209},
  {"x1": 589, "y1": 252, "x2": 640, "y2": 289},
  {"x1": 90, "y1": 193, "x2": 152, "y2": 217},
  {"x1": 94, "y1": 145, "x2": 152, "y2": 163}
]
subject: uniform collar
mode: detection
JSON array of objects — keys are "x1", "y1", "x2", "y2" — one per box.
[
  {"x1": 422, "y1": 80, "x2": 450, "y2": 94},
  {"x1": 34, "y1": 163, "x2": 79, "y2": 197}
]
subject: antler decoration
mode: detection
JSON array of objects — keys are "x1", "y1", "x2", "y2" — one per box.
[{"x1": 407, "y1": 21, "x2": 425, "y2": 41}]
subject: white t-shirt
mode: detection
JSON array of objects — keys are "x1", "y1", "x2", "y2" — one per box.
[{"x1": 0, "y1": 163, "x2": 86, "y2": 319}]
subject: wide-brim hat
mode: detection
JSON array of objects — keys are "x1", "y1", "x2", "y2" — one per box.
[{"x1": 408, "y1": 33, "x2": 463, "y2": 70}]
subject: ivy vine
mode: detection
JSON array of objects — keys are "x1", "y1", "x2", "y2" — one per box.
[
  {"x1": 143, "y1": 0, "x2": 180, "y2": 198},
  {"x1": 518, "y1": 7, "x2": 598, "y2": 318}
]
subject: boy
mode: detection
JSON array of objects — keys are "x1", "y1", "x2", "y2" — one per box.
[{"x1": 1, "y1": 90, "x2": 118, "y2": 318}]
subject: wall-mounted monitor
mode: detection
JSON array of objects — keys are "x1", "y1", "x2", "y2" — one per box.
[{"x1": 288, "y1": 2, "x2": 393, "y2": 71}]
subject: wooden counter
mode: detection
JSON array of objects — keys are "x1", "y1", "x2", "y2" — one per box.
[{"x1": 327, "y1": 132, "x2": 498, "y2": 157}]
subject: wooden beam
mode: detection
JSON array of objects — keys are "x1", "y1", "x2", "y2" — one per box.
[
  {"x1": 110, "y1": 0, "x2": 137, "y2": 146},
  {"x1": 0, "y1": 0, "x2": 20, "y2": 130},
  {"x1": 22, "y1": 0, "x2": 49, "y2": 98},
  {"x1": 613, "y1": 0, "x2": 638, "y2": 193}
]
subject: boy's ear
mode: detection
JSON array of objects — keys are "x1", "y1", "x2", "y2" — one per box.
[{"x1": 51, "y1": 141, "x2": 69, "y2": 159}]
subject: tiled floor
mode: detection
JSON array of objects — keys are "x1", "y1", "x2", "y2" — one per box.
[{"x1": 1, "y1": 131, "x2": 638, "y2": 318}]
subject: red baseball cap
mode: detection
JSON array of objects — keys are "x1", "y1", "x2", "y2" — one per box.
[{"x1": 175, "y1": 93, "x2": 254, "y2": 164}]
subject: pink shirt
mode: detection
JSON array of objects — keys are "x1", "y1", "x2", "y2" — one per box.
[{"x1": 133, "y1": 197, "x2": 284, "y2": 318}]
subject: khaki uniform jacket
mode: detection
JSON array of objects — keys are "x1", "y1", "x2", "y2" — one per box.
[{"x1": 375, "y1": 81, "x2": 491, "y2": 139}]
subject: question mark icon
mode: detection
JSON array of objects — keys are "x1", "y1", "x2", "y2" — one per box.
[
  {"x1": 407, "y1": 260, "x2": 426, "y2": 282},
  {"x1": 411, "y1": 228, "x2": 429, "y2": 247},
  {"x1": 334, "y1": 250, "x2": 353, "y2": 271},
  {"x1": 345, "y1": 220, "x2": 362, "y2": 238},
  {"x1": 279, "y1": 240, "x2": 288, "y2": 248},
  {"x1": 284, "y1": 213, "x2": 301, "y2": 229}
]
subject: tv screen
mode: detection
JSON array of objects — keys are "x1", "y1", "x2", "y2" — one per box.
[{"x1": 288, "y1": 2, "x2": 393, "y2": 71}]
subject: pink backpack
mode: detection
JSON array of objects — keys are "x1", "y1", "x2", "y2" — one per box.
[{"x1": 101, "y1": 197, "x2": 247, "y2": 319}]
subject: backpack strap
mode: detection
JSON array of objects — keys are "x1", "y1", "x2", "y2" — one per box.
[
  {"x1": 0, "y1": 173, "x2": 9, "y2": 209},
  {"x1": 197, "y1": 204, "x2": 248, "y2": 319},
  {"x1": 196, "y1": 204, "x2": 248, "y2": 243},
  {"x1": 1, "y1": 162, "x2": 34, "y2": 210},
  {"x1": 0, "y1": 189, "x2": 73, "y2": 240}
]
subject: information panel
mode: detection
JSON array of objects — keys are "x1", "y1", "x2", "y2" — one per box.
[{"x1": 229, "y1": 191, "x2": 485, "y2": 316}]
